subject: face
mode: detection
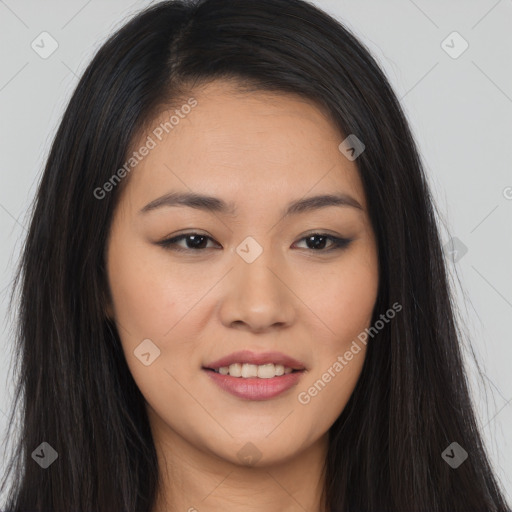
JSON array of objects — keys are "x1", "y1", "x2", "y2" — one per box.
[{"x1": 105, "y1": 80, "x2": 379, "y2": 467}]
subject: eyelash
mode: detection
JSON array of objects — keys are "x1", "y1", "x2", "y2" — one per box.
[{"x1": 157, "y1": 232, "x2": 353, "y2": 253}]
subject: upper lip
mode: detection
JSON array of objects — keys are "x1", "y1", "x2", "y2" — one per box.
[{"x1": 204, "y1": 350, "x2": 306, "y2": 370}]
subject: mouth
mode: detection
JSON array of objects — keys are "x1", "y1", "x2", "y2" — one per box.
[{"x1": 202, "y1": 350, "x2": 307, "y2": 400}]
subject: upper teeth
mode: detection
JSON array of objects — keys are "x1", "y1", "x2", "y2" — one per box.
[{"x1": 215, "y1": 363, "x2": 295, "y2": 378}]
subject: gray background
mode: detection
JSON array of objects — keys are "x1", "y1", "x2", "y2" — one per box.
[{"x1": 0, "y1": 0, "x2": 511, "y2": 503}]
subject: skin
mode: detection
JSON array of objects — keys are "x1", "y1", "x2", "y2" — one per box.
[{"x1": 105, "y1": 79, "x2": 379, "y2": 512}]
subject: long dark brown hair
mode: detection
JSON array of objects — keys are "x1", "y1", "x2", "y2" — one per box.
[{"x1": 1, "y1": 0, "x2": 509, "y2": 510}]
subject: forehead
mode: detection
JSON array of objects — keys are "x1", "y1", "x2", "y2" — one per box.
[{"x1": 122, "y1": 80, "x2": 366, "y2": 212}]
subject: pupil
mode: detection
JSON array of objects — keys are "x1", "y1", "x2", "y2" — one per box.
[
  {"x1": 307, "y1": 235, "x2": 327, "y2": 250},
  {"x1": 188, "y1": 235, "x2": 207, "y2": 249}
]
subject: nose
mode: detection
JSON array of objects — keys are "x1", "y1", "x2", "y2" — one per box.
[{"x1": 218, "y1": 250, "x2": 296, "y2": 333}]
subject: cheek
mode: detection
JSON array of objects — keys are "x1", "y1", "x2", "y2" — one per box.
[
  {"x1": 106, "y1": 236, "x2": 217, "y2": 384},
  {"x1": 107, "y1": 239, "x2": 200, "y2": 338},
  {"x1": 330, "y1": 268, "x2": 377, "y2": 342},
  {"x1": 106, "y1": 239, "x2": 196, "y2": 403},
  {"x1": 302, "y1": 252, "x2": 378, "y2": 349},
  {"x1": 293, "y1": 249, "x2": 377, "y2": 418}
]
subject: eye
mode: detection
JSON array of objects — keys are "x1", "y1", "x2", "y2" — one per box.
[
  {"x1": 292, "y1": 233, "x2": 353, "y2": 252},
  {"x1": 157, "y1": 232, "x2": 352, "y2": 253},
  {"x1": 157, "y1": 232, "x2": 219, "y2": 252}
]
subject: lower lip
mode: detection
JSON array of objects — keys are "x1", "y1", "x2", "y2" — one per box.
[{"x1": 203, "y1": 368, "x2": 305, "y2": 401}]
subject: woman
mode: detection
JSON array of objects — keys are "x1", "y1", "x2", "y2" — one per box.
[{"x1": 1, "y1": 0, "x2": 509, "y2": 510}]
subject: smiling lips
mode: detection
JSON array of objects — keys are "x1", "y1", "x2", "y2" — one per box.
[{"x1": 202, "y1": 350, "x2": 307, "y2": 400}]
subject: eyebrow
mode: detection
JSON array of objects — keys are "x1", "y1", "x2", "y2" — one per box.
[{"x1": 139, "y1": 191, "x2": 363, "y2": 217}]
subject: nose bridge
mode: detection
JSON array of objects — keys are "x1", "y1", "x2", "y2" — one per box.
[
  {"x1": 219, "y1": 235, "x2": 295, "y2": 330},
  {"x1": 234, "y1": 235, "x2": 282, "y2": 300}
]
